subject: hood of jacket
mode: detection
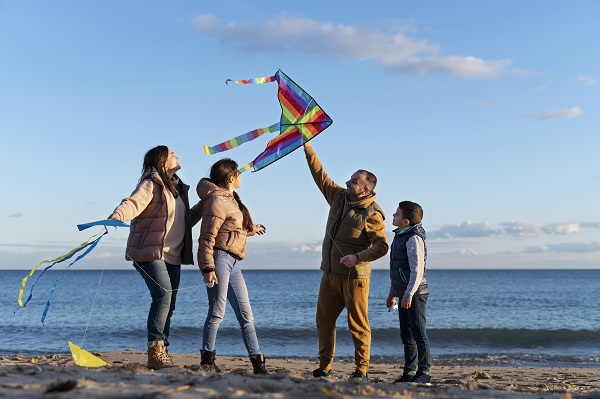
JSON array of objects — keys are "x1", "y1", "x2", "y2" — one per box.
[{"x1": 197, "y1": 178, "x2": 233, "y2": 202}]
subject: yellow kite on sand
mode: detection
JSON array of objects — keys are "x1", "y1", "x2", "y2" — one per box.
[{"x1": 68, "y1": 342, "x2": 108, "y2": 367}]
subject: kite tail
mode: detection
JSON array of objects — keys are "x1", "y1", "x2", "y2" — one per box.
[
  {"x1": 18, "y1": 231, "x2": 106, "y2": 308},
  {"x1": 226, "y1": 75, "x2": 276, "y2": 85},
  {"x1": 18, "y1": 220, "x2": 129, "y2": 309},
  {"x1": 203, "y1": 123, "x2": 280, "y2": 154},
  {"x1": 238, "y1": 161, "x2": 254, "y2": 174},
  {"x1": 41, "y1": 229, "x2": 108, "y2": 325}
]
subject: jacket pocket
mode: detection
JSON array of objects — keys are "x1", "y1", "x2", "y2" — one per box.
[{"x1": 224, "y1": 231, "x2": 233, "y2": 249}]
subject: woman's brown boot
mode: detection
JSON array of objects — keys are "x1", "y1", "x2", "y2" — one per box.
[{"x1": 147, "y1": 345, "x2": 173, "y2": 370}]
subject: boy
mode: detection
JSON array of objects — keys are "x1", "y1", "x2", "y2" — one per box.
[{"x1": 386, "y1": 201, "x2": 431, "y2": 384}]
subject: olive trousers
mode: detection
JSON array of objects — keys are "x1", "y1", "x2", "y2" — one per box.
[{"x1": 316, "y1": 272, "x2": 371, "y2": 374}]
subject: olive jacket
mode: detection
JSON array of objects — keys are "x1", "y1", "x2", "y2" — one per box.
[{"x1": 305, "y1": 146, "x2": 389, "y2": 278}]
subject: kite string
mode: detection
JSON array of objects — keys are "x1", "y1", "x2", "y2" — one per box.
[
  {"x1": 127, "y1": 253, "x2": 205, "y2": 293},
  {"x1": 81, "y1": 269, "x2": 104, "y2": 349},
  {"x1": 92, "y1": 222, "x2": 203, "y2": 292},
  {"x1": 79, "y1": 228, "x2": 118, "y2": 351}
]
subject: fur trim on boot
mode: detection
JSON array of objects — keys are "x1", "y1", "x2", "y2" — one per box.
[{"x1": 147, "y1": 345, "x2": 173, "y2": 370}]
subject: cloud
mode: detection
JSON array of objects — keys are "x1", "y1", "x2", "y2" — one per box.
[
  {"x1": 525, "y1": 106, "x2": 584, "y2": 120},
  {"x1": 194, "y1": 14, "x2": 220, "y2": 30},
  {"x1": 246, "y1": 241, "x2": 323, "y2": 256},
  {"x1": 471, "y1": 99, "x2": 492, "y2": 108},
  {"x1": 193, "y1": 14, "x2": 511, "y2": 79},
  {"x1": 292, "y1": 242, "x2": 322, "y2": 253},
  {"x1": 542, "y1": 223, "x2": 580, "y2": 235},
  {"x1": 9, "y1": 213, "x2": 23, "y2": 218},
  {"x1": 574, "y1": 75, "x2": 597, "y2": 87},
  {"x1": 456, "y1": 248, "x2": 480, "y2": 256},
  {"x1": 0, "y1": 238, "x2": 126, "y2": 254},
  {"x1": 530, "y1": 84, "x2": 548, "y2": 93},
  {"x1": 498, "y1": 221, "x2": 543, "y2": 237},
  {"x1": 87, "y1": 251, "x2": 121, "y2": 260},
  {"x1": 522, "y1": 241, "x2": 600, "y2": 254},
  {"x1": 430, "y1": 221, "x2": 598, "y2": 240},
  {"x1": 581, "y1": 222, "x2": 600, "y2": 229},
  {"x1": 243, "y1": 241, "x2": 324, "y2": 268},
  {"x1": 500, "y1": 222, "x2": 581, "y2": 237},
  {"x1": 0, "y1": 241, "x2": 73, "y2": 250},
  {"x1": 429, "y1": 221, "x2": 496, "y2": 239}
]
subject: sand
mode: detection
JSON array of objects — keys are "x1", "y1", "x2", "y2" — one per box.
[{"x1": 1, "y1": 350, "x2": 599, "y2": 398}]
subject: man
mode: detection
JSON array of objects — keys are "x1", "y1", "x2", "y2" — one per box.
[{"x1": 303, "y1": 141, "x2": 388, "y2": 381}]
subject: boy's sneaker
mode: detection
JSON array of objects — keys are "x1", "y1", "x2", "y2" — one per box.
[
  {"x1": 312, "y1": 368, "x2": 331, "y2": 377},
  {"x1": 349, "y1": 370, "x2": 368, "y2": 381},
  {"x1": 394, "y1": 372, "x2": 415, "y2": 383},
  {"x1": 410, "y1": 372, "x2": 431, "y2": 384}
]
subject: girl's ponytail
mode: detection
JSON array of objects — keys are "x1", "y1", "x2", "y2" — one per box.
[{"x1": 233, "y1": 191, "x2": 254, "y2": 232}]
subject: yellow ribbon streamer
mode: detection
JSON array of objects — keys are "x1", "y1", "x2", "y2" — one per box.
[{"x1": 17, "y1": 231, "x2": 104, "y2": 308}]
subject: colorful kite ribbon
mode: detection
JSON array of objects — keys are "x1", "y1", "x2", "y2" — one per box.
[
  {"x1": 225, "y1": 75, "x2": 276, "y2": 85},
  {"x1": 17, "y1": 220, "x2": 129, "y2": 325},
  {"x1": 203, "y1": 69, "x2": 333, "y2": 173},
  {"x1": 203, "y1": 123, "x2": 280, "y2": 155}
]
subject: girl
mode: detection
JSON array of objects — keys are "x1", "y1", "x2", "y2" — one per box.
[
  {"x1": 196, "y1": 158, "x2": 268, "y2": 374},
  {"x1": 109, "y1": 145, "x2": 202, "y2": 370}
]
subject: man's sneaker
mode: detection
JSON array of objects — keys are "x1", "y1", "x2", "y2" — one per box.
[
  {"x1": 394, "y1": 372, "x2": 415, "y2": 383},
  {"x1": 349, "y1": 370, "x2": 368, "y2": 381},
  {"x1": 410, "y1": 372, "x2": 431, "y2": 384},
  {"x1": 312, "y1": 368, "x2": 331, "y2": 377}
]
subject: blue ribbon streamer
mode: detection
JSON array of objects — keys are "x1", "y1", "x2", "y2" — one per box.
[
  {"x1": 41, "y1": 229, "x2": 108, "y2": 325},
  {"x1": 77, "y1": 219, "x2": 130, "y2": 231},
  {"x1": 20, "y1": 220, "x2": 130, "y2": 324},
  {"x1": 21, "y1": 234, "x2": 104, "y2": 309}
]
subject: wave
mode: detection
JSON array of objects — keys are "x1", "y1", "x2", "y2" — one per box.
[
  {"x1": 7, "y1": 324, "x2": 600, "y2": 346},
  {"x1": 424, "y1": 328, "x2": 600, "y2": 347},
  {"x1": 370, "y1": 353, "x2": 600, "y2": 368},
  {"x1": 148, "y1": 326, "x2": 600, "y2": 348},
  {"x1": 3, "y1": 324, "x2": 599, "y2": 365}
]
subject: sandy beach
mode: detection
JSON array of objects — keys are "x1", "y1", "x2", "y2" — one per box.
[{"x1": 1, "y1": 350, "x2": 599, "y2": 398}]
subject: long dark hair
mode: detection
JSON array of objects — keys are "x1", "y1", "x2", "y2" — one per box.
[
  {"x1": 141, "y1": 145, "x2": 177, "y2": 198},
  {"x1": 209, "y1": 158, "x2": 253, "y2": 232}
]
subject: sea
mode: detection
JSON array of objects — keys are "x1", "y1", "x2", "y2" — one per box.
[{"x1": 2, "y1": 269, "x2": 599, "y2": 368}]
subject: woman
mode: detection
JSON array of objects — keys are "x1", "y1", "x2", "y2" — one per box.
[
  {"x1": 197, "y1": 158, "x2": 268, "y2": 375},
  {"x1": 108, "y1": 145, "x2": 202, "y2": 370}
]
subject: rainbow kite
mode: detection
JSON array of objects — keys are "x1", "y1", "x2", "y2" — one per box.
[
  {"x1": 203, "y1": 69, "x2": 333, "y2": 172},
  {"x1": 17, "y1": 220, "x2": 129, "y2": 325}
]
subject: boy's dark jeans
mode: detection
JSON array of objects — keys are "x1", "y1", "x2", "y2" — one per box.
[{"x1": 399, "y1": 293, "x2": 430, "y2": 373}]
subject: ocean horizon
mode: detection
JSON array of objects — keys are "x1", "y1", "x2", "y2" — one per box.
[{"x1": 3, "y1": 269, "x2": 599, "y2": 368}]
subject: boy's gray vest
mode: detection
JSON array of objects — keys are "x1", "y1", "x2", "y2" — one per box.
[{"x1": 389, "y1": 224, "x2": 429, "y2": 296}]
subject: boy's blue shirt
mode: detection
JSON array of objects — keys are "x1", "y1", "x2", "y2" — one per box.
[
  {"x1": 394, "y1": 225, "x2": 415, "y2": 235},
  {"x1": 391, "y1": 225, "x2": 417, "y2": 252}
]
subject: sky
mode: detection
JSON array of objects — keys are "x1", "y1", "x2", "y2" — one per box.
[{"x1": 1, "y1": 0, "x2": 599, "y2": 270}]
